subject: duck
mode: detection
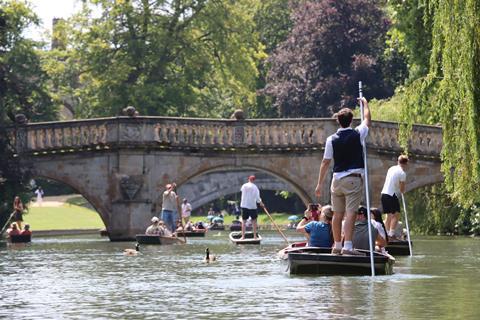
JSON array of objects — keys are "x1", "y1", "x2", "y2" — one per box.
[
  {"x1": 124, "y1": 243, "x2": 140, "y2": 256},
  {"x1": 204, "y1": 247, "x2": 217, "y2": 263}
]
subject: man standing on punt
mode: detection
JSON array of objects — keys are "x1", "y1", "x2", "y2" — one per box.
[
  {"x1": 315, "y1": 97, "x2": 371, "y2": 255},
  {"x1": 240, "y1": 175, "x2": 264, "y2": 240}
]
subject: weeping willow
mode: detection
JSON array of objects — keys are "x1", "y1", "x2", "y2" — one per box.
[{"x1": 400, "y1": 0, "x2": 480, "y2": 207}]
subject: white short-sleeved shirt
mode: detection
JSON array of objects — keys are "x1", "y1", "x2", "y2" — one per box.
[
  {"x1": 181, "y1": 203, "x2": 192, "y2": 217},
  {"x1": 381, "y1": 165, "x2": 406, "y2": 196},
  {"x1": 323, "y1": 123, "x2": 369, "y2": 180},
  {"x1": 240, "y1": 182, "x2": 262, "y2": 210}
]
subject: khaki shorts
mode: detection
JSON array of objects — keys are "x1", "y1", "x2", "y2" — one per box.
[{"x1": 331, "y1": 175, "x2": 363, "y2": 213}]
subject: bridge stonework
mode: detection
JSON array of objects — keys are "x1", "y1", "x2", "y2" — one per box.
[{"x1": 8, "y1": 117, "x2": 442, "y2": 240}]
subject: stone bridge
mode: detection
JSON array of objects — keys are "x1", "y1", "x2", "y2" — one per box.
[{"x1": 7, "y1": 116, "x2": 443, "y2": 240}]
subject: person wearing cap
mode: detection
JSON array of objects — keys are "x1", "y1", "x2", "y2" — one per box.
[
  {"x1": 161, "y1": 183, "x2": 179, "y2": 233},
  {"x1": 181, "y1": 198, "x2": 192, "y2": 225},
  {"x1": 381, "y1": 155, "x2": 409, "y2": 240},
  {"x1": 240, "y1": 175, "x2": 264, "y2": 240},
  {"x1": 297, "y1": 205, "x2": 333, "y2": 248},
  {"x1": 146, "y1": 217, "x2": 161, "y2": 235},
  {"x1": 315, "y1": 97, "x2": 371, "y2": 255},
  {"x1": 352, "y1": 206, "x2": 386, "y2": 251}
]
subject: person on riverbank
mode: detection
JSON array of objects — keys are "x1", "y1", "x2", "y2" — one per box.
[
  {"x1": 35, "y1": 186, "x2": 44, "y2": 206},
  {"x1": 13, "y1": 196, "x2": 25, "y2": 230},
  {"x1": 161, "y1": 183, "x2": 179, "y2": 233},
  {"x1": 297, "y1": 205, "x2": 333, "y2": 247},
  {"x1": 240, "y1": 175, "x2": 264, "y2": 240},
  {"x1": 353, "y1": 207, "x2": 386, "y2": 251},
  {"x1": 146, "y1": 217, "x2": 161, "y2": 235},
  {"x1": 181, "y1": 198, "x2": 192, "y2": 224},
  {"x1": 315, "y1": 97, "x2": 371, "y2": 255},
  {"x1": 381, "y1": 155, "x2": 408, "y2": 240}
]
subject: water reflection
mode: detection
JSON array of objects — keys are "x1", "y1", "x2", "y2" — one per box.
[{"x1": 1, "y1": 233, "x2": 479, "y2": 319}]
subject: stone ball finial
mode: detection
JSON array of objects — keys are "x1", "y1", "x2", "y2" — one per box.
[
  {"x1": 14, "y1": 114, "x2": 28, "y2": 125},
  {"x1": 231, "y1": 109, "x2": 245, "y2": 120},
  {"x1": 123, "y1": 106, "x2": 137, "y2": 117}
]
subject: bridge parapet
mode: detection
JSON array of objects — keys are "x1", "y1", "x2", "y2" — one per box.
[{"x1": 8, "y1": 117, "x2": 442, "y2": 159}]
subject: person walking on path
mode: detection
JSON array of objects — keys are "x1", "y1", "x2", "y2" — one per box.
[
  {"x1": 240, "y1": 175, "x2": 264, "y2": 240},
  {"x1": 315, "y1": 97, "x2": 371, "y2": 255},
  {"x1": 161, "y1": 183, "x2": 179, "y2": 233},
  {"x1": 181, "y1": 198, "x2": 192, "y2": 224},
  {"x1": 13, "y1": 196, "x2": 25, "y2": 230},
  {"x1": 381, "y1": 155, "x2": 408, "y2": 240},
  {"x1": 35, "y1": 186, "x2": 44, "y2": 206}
]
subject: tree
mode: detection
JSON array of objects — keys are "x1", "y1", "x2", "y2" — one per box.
[
  {"x1": 45, "y1": 0, "x2": 265, "y2": 119},
  {"x1": 399, "y1": 0, "x2": 480, "y2": 207},
  {"x1": 0, "y1": 0, "x2": 56, "y2": 227},
  {"x1": 263, "y1": 0, "x2": 392, "y2": 117}
]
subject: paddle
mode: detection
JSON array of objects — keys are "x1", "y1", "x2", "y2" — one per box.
[
  {"x1": 176, "y1": 195, "x2": 187, "y2": 244},
  {"x1": 262, "y1": 206, "x2": 290, "y2": 245},
  {"x1": 401, "y1": 194, "x2": 413, "y2": 256},
  {"x1": 0, "y1": 212, "x2": 16, "y2": 235},
  {"x1": 359, "y1": 81, "x2": 376, "y2": 277}
]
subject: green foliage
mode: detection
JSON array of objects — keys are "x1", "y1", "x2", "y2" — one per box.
[
  {"x1": 0, "y1": 0, "x2": 56, "y2": 228},
  {"x1": 399, "y1": 0, "x2": 480, "y2": 207},
  {"x1": 45, "y1": 0, "x2": 265, "y2": 118}
]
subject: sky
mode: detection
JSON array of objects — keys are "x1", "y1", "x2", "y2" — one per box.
[{"x1": 27, "y1": 0, "x2": 81, "y2": 40}]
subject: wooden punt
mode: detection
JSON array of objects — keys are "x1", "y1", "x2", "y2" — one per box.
[
  {"x1": 209, "y1": 224, "x2": 225, "y2": 231},
  {"x1": 229, "y1": 231, "x2": 262, "y2": 245},
  {"x1": 9, "y1": 234, "x2": 32, "y2": 243},
  {"x1": 175, "y1": 229, "x2": 207, "y2": 237},
  {"x1": 280, "y1": 242, "x2": 394, "y2": 276},
  {"x1": 135, "y1": 234, "x2": 184, "y2": 245},
  {"x1": 386, "y1": 240, "x2": 412, "y2": 256}
]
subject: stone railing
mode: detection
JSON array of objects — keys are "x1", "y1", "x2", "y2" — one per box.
[{"x1": 7, "y1": 117, "x2": 442, "y2": 158}]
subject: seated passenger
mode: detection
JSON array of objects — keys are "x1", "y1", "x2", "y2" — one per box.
[
  {"x1": 353, "y1": 207, "x2": 387, "y2": 251},
  {"x1": 146, "y1": 217, "x2": 161, "y2": 235},
  {"x1": 304, "y1": 203, "x2": 320, "y2": 222},
  {"x1": 195, "y1": 221, "x2": 206, "y2": 230},
  {"x1": 296, "y1": 205, "x2": 333, "y2": 248},
  {"x1": 7, "y1": 223, "x2": 20, "y2": 236},
  {"x1": 158, "y1": 220, "x2": 173, "y2": 237},
  {"x1": 184, "y1": 221, "x2": 194, "y2": 231},
  {"x1": 371, "y1": 208, "x2": 388, "y2": 252},
  {"x1": 21, "y1": 224, "x2": 32, "y2": 236}
]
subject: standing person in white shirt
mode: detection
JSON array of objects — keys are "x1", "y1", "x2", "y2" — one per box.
[
  {"x1": 240, "y1": 175, "x2": 264, "y2": 240},
  {"x1": 35, "y1": 186, "x2": 44, "y2": 207},
  {"x1": 181, "y1": 198, "x2": 192, "y2": 225},
  {"x1": 381, "y1": 155, "x2": 408, "y2": 240},
  {"x1": 315, "y1": 97, "x2": 371, "y2": 255}
]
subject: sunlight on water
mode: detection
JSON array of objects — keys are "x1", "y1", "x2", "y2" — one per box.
[{"x1": 1, "y1": 233, "x2": 479, "y2": 319}]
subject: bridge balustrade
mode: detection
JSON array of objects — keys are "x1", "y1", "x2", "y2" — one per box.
[{"x1": 7, "y1": 117, "x2": 442, "y2": 159}]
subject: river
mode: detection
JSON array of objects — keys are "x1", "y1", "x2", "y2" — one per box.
[{"x1": 1, "y1": 232, "x2": 479, "y2": 320}]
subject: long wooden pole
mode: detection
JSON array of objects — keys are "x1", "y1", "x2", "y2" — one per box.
[
  {"x1": 401, "y1": 194, "x2": 413, "y2": 256},
  {"x1": 262, "y1": 206, "x2": 290, "y2": 245},
  {"x1": 0, "y1": 212, "x2": 16, "y2": 235},
  {"x1": 359, "y1": 81, "x2": 376, "y2": 277}
]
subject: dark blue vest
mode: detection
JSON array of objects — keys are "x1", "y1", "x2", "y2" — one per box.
[{"x1": 331, "y1": 128, "x2": 364, "y2": 172}]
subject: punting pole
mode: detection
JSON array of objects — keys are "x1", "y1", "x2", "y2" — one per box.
[
  {"x1": 0, "y1": 212, "x2": 16, "y2": 235},
  {"x1": 262, "y1": 206, "x2": 290, "y2": 245},
  {"x1": 401, "y1": 194, "x2": 413, "y2": 256},
  {"x1": 359, "y1": 81, "x2": 376, "y2": 277}
]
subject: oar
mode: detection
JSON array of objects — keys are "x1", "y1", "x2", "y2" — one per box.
[
  {"x1": 0, "y1": 212, "x2": 16, "y2": 235},
  {"x1": 359, "y1": 81, "x2": 376, "y2": 277},
  {"x1": 262, "y1": 206, "x2": 290, "y2": 245},
  {"x1": 401, "y1": 194, "x2": 413, "y2": 256},
  {"x1": 176, "y1": 196, "x2": 187, "y2": 244}
]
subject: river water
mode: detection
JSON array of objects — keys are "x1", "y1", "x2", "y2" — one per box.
[{"x1": 1, "y1": 232, "x2": 479, "y2": 320}]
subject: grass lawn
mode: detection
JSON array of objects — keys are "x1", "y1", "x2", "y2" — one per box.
[{"x1": 24, "y1": 205, "x2": 105, "y2": 230}]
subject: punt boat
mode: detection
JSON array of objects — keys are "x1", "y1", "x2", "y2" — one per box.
[
  {"x1": 135, "y1": 234, "x2": 184, "y2": 245},
  {"x1": 280, "y1": 242, "x2": 394, "y2": 276},
  {"x1": 175, "y1": 229, "x2": 207, "y2": 237},
  {"x1": 229, "y1": 231, "x2": 262, "y2": 245},
  {"x1": 9, "y1": 234, "x2": 32, "y2": 243},
  {"x1": 229, "y1": 220, "x2": 253, "y2": 232},
  {"x1": 386, "y1": 240, "x2": 412, "y2": 256}
]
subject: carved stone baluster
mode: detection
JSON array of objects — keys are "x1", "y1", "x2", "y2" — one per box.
[{"x1": 28, "y1": 130, "x2": 36, "y2": 150}]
